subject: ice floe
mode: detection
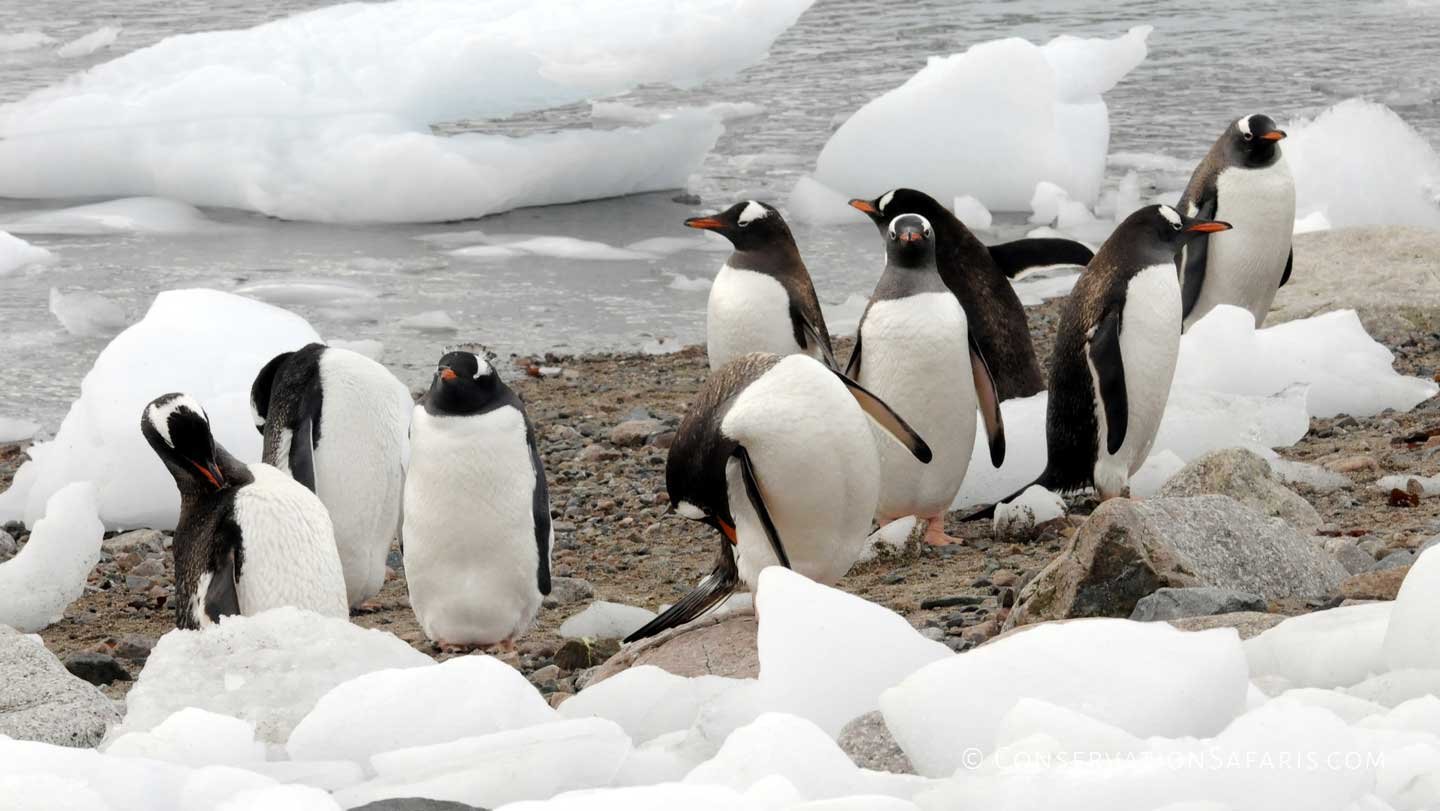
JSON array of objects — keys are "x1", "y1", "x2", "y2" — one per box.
[
  {"x1": 48, "y1": 287, "x2": 129, "y2": 337},
  {"x1": 0, "y1": 231, "x2": 55, "y2": 275},
  {"x1": 55, "y1": 26, "x2": 121, "y2": 59},
  {"x1": 0, "y1": 482, "x2": 102, "y2": 632},
  {"x1": 0, "y1": 197, "x2": 222, "y2": 235}
]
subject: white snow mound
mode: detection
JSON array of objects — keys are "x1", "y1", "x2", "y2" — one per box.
[
  {"x1": 559, "y1": 601, "x2": 657, "y2": 640},
  {"x1": 0, "y1": 482, "x2": 102, "y2": 632}
]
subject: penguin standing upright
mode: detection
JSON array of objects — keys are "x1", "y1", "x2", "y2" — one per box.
[
  {"x1": 850, "y1": 188, "x2": 1094, "y2": 400},
  {"x1": 685, "y1": 200, "x2": 837, "y2": 371},
  {"x1": 625, "y1": 351, "x2": 931, "y2": 643},
  {"x1": 847, "y1": 213, "x2": 1006, "y2": 546},
  {"x1": 1178, "y1": 113, "x2": 1295, "y2": 330},
  {"x1": 250, "y1": 344, "x2": 412, "y2": 609},
  {"x1": 996, "y1": 205, "x2": 1231, "y2": 506},
  {"x1": 141, "y1": 393, "x2": 348, "y2": 629},
  {"x1": 402, "y1": 350, "x2": 551, "y2": 650}
]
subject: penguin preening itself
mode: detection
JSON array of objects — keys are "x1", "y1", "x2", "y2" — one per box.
[
  {"x1": 850, "y1": 188, "x2": 1095, "y2": 400},
  {"x1": 624, "y1": 352, "x2": 931, "y2": 643},
  {"x1": 402, "y1": 350, "x2": 552, "y2": 651},
  {"x1": 848, "y1": 213, "x2": 1005, "y2": 547},
  {"x1": 969, "y1": 205, "x2": 1231, "y2": 517},
  {"x1": 141, "y1": 393, "x2": 348, "y2": 629},
  {"x1": 686, "y1": 200, "x2": 838, "y2": 371},
  {"x1": 1178, "y1": 113, "x2": 1295, "y2": 331},
  {"x1": 250, "y1": 343, "x2": 412, "y2": 610}
]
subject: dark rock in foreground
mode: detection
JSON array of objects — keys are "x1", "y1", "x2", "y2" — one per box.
[
  {"x1": 837, "y1": 710, "x2": 914, "y2": 775},
  {"x1": 63, "y1": 652, "x2": 131, "y2": 686},
  {"x1": 1166, "y1": 611, "x2": 1287, "y2": 640},
  {"x1": 1131, "y1": 587, "x2": 1267, "y2": 621}
]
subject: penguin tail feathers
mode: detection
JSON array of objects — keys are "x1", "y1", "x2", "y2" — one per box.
[
  {"x1": 989, "y1": 238, "x2": 1096, "y2": 279},
  {"x1": 960, "y1": 467, "x2": 1062, "y2": 522},
  {"x1": 623, "y1": 540, "x2": 740, "y2": 645}
]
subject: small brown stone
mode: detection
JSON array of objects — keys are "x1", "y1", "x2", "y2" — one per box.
[
  {"x1": 1339, "y1": 566, "x2": 1410, "y2": 601},
  {"x1": 1325, "y1": 455, "x2": 1380, "y2": 474}
]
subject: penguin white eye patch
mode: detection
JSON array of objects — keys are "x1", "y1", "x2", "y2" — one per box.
[
  {"x1": 737, "y1": 200, "x2": 769, "y2": 226},
  {"x1": 1158, "y1": 205, "x2": 1183, "y2": 229},
  {"x1": 147, "y1": 395, "x2": 207, "y2": 447}
]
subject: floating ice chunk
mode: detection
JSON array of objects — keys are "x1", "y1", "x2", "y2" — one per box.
[
  {"x1": 1383, "y1": 546, "x2": 1440, "y2": 671},
  {"x1": 337, "y1": 718, "x2": 631, "y2": 809},
  {"x1": 1108, "y1": 151, "x2": 1195, "y2": 174},
  {"x1": 559, "y1": 666, "x2": 745, "y2": 744},
  {"x1": 666, "y1": 272, "x2": 713, "y2": 292},
  {"x1": 0, "y1": 198, "x2": 219, "y2": 235},
  {"x1": 684, "y1": 713, "x2": 877, "y2": 801},
  {"x1": 446, "y1": 244, "x2": 520, "y2": 260},
  {"x1": 0, "y1": 31, "x2": 56, "y2": 53},
  {"x1": 1010, "y1": 268, "x2": 1080, "y2": 306},
  {"x1": 1111, "y1": 170, "x2": 1141, "y2": 221},
  {"x1": 288, "y1": 655, "x2": 551, "y2": 763},
  {"x1": 1286, "y1": 99, "x2": 1440, "y2": 229},
  {"x1": 117, "y1": 607, "x2": 431, "y2": 744},
  {"x1": 560, "y1": 601, "x2": 657, "y2": 640},
  {"x1": 1129, "y1": 449, "x2": 1185, "y2": 497},
  {"x1": 0, "y1": 482, "x2": 101, "y2": 632},
  {"x1": 1246, "y1": 602, "x2": 1393, "y2": 689},
  {"x1": 992, "y1": 485, "x2": 1065, "y2": 537},
  {"x1": 324, "y1": 339, "x2": 383, "y2": 362},
  {"x1": 0, "y1": 0, "x2": 812, "y2": 222},
  {"x1": 857, "y1": 516, "x2": 916, "y2": 563},
  {"x1": 506, "y1": 236, "x2": 653, "y2": 261},
  {"x1": 1293, "y1": 210, "x2": 1332, "y2": 234},
  {"x1": 1178, "y1": 306, "x2": 1439, "y2": 418},
  {"x1": 0, "y1": 416, "x2": 39, "y2": 443},
  {"x1": 56, "y1": 26, "x2": 120, "y2": 58},
  {"x1": 104, "y1": 708, "x2": 265, "y2": 768},
  {"x1": 0, "y1": 289, "x2": 321, "y2": 529},
  {"x1": 591, "y1": 100, "x2": 764, "y2": 125},
  {"x1": 805, "y1": 26, "x2": 1150, "y2": 212},
  {"x1": 785, "y1": 177, "x2": 871, "y2": 226},
  {"x1": 0, "y1": 231, "x2": 54, "y2": 275},
  {"x1": 754, "y1": 568, "x2": 950, "y2": 736},
  {"x1": 1028, "y1": 181, "x2": 1068, "y2": 225},
  {"x1": 626, "y1": 236, "x2": 728, "y2": 256},
  {"x1": 232, "y1": 280, "x2": 378, "y2": 308},
  {"x1": 1270, "y1": 458, "x2": 1351, "y2": 493},
  {"x1": 398, "y1": 310, "x2": 459, "y2": 333},
  {"x1": 881, "y1": 619, "x2": 1248, "y2": 776},
  {"x1": 49, "y1": 287, "x2": 129, "y2": 337},
  {"x1": 1377, "y1": 474, "x2": 1440, "y2": 497},
  {"x1": 951, "y1": 196, "x2": 992, "y2": 230}
]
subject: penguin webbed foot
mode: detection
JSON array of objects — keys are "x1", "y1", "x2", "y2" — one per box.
[{"x1": 921, "y1": 514, "x2": 964, "y2": 547}]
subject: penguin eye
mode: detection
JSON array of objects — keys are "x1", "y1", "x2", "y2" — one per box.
[
  {"x1": 1172, "y1": 221, "x2": 1182, "y2": 231},
  {"x1": 1242, "y1": 132, "x2": 1254, "y2": 142}
]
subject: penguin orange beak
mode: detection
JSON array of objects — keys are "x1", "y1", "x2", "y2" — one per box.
[
  {"x1": 1261, "y1": 130, "x2": 1287, "y2": 141},
  {"x1": 684, "y1": 216, "x2": 724, "y2": 231},
  {"x1": 1187, "y1": 220, "x2": 1233, "y2": 233},
  {"x1": 191, "y1": 460, "x2": 226, "y2": 490},
  {"x1": 848, "y1": 199, "x2": 879, "y2": 215},
  {"x1": 439, "y1": 368, "x2": 457, "y2": 381},
  {"x1": 717, "y1": 519, "x2": 738, "y2": 545}
]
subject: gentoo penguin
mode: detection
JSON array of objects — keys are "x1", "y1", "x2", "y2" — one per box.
[
  {"x1": 847, "y1": 213, "x2": 1006, "y2": 546},
  {"x1": 1177, "y1": 113, "x2": 1295, "y2": 330},
  {"x1": 141, "y1": 393, "x2": 348, "y2": 629},
  {"x1": 402, "y1": 350, "x2": 552, "y2": 650},
  {"x1": 685, "y1": 200, "x2": 837, "y2": 371},
  {"x1": 625, "y1": 352, "x2": 931, "y2": 643},
  {"x1": 250, "y1": 343, "x2": 412, "y2": 609},
  {"x1": 973, "y1": 205, "x2": 1231, "y2": 514},
  {"x1": 851, "y1": 188, "x2": 1094, "y2": 400}
]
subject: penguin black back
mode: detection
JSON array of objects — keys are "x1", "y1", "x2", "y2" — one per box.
[{"x1": 250, "y1": 343, "x2": 326, "y2": 491}]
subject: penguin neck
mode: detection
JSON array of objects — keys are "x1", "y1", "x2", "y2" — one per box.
[
  {"x1": 1242, "y1": 142, "x2": 1282, "y2": 169},
  {"x1": 425, "y1": 380, "x2": 510, "y2": 417},
  {"x1": 169, "y1": 443, "x2": 252, "y2": 502},
  {"x1": 728, "y1": 240, "x2": 803, "y2": 279},
  {"x1": 875, "y1": 259, "x2": 948, "y2": 299}
]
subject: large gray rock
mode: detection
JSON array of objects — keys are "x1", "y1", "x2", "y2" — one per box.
[
  {"x1": 589, "y1": 613, "x2": 758, "y2": 685},
  {"x1": 1131, "y1": 587, "x2": 1267, "y2": 621},
  {"x1": 838, "y1": 711, "x2": 913, "y2": 774},
  {"x1": 1167, "y1": 612, "x2": 1287, "y2": 640},
  {"x1": 0, "y1": 625, "x2": 121, "y2": 747},
  {"x1": 1159, "y1": 449, "x2": 1322, "y2": 533},
  {"x1": 1009, "y1": 496, "x2": 1347, "y2": 628},
  {"x1": 1273, "y1": 226, "x2": 1440, "y2": 339}
]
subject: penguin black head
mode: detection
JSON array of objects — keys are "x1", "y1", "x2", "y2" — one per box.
[
  {"x1": 426, "y1": 350, "x2": 506, "y2": 415},
  {"x1": 1123, "y1": 204, "x2": 1233, "y2": 259},
  {"x1": 683, "y1": 200, "x2": 794, "y2": 253},
  {"x1": 885, "y1": 213, "x2": 936, "y2": 268},
  {"x1": 1229, "y1": 114, "x2": 1287, "y2": 167},
  {"x1": 142, "y1": 393, "x2": 226, "y2": 491},
  {"x1": 849, "y1": 188, "x2": 950, "y2": 233}
]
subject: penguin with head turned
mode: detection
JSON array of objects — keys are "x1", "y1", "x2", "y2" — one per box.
[
  {"x1": 1178, "y1": 113, "x2": 1294, "y2": 330},
  {"x1": 970, "y1": 205, "x2": 1231, "y2": 516},
  {"x1": 625, "y1": 351, "x2": 931, "y2": 643},
  {"x1": 250, "y1": 343, "x2": 412, "y2": 610},
  {"x1": 847, "y1": 212, "x2": 1005, "y2": 546},
  {"x1": 686, "y1": 200, "x2": 838, "y2": 371},
  {"x1": 850, "y1": 188, "x2": 1094, "y2": 400},
  {"x1": 141, "y1": 393, "x2": 349, "y2": 629},
  {"x1": 402, "y1": 349, "x2": 552, "y2": 651}
]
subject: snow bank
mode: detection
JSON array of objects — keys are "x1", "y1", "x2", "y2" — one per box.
[
  {"x1": 1382, "y1": 545, "x2": 1440, "y2": 671},
  {"x1": 0, "y1": 416, "x2": 40, "y2": 443},
  {"x1": 559, "y1": 601, "x2": 658, "y2": 640},
  {"x1": 0, "y1": 198, "x2": 222, "y2": 235},
  {"x1": 560, "y1": 667, "x2": 745, "y2": 745},
  {"x1": 0, "y1": 0, "x2": 814, "y2": 222},
  {"x1": 56, "y1": 26, "x2": 120, "y2": 58},
  {"x1": 49, "y1": 288, "x2": 129, "y2": 337},
  {"x1": 104, "y1": 708, "x2": 265, "y2": 768},
  {"x1": 116, "y1": 607, "x2": 431, "y2": 743},
  {"x1": 1245, "y1": 602, "x2": 1393, "y2": 690},
  {"x1": 0, "y1": 289, "x2": 321, "y2": 530},
  {"x1": 793, "y1": 26, "x2": 1150, "y2": 219},
  {"x1": 0, "y1": 231, "x2": 54, "y2": 276},
  {"x1": 992, "y1": 485, "x2": 1066, "y2": 537},
  {"x1": 1286, "y1": 99, "x2": 1440, "y2": 229},
  {"x1": 0, "y1": 482, "x2": 102, "y2": 632}
]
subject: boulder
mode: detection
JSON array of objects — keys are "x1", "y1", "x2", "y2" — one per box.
[
  {"x1": 1370, "y1": 549, "x2": 1416, "y2": 571},
  {"x1": 0, "y1": 624, "x2": 121, "y2": 747},
  {"x1": 0, "y1": 529, "x2": 15, "y2": 561},
  {"x1": 1166, "y1": 612, "x2": 1287, "y2": 640},
  {"x1": 543, "y1": 576, "x2": 594, "y2": 608},
  {"x1": 1273, "y1": 226, "x2": 1440, "y2": 340},
  {"x1": 608, "y1": 419, "x2": 664, "y2": 447},
  {"x1": 589, "y1": 614, "x2": 759, "y2": 685},
  {"x1": 102, "y1": 528, "x2": 166, "y2": 556},
  {"x1": 1339, "y1": 566, "x2": 1410, "y2": 601},
  {"x1": 1323, "y1": 536, "x2": 1376, "y2": 575},
  {"x1": 1008, "y1": 496, "x2": 1348, "y2": 628},
  {"x1": 1158, "y1": 448, "x2": 1322, "y2": 533},
  {"x1": 63, "y1": 652, "x2": 131, "y2": 686},
  {"x1": 837, "y1": 710, "x2": 913, "y2": 775},
  {"x1": 1131, "y1": 587, "x2": 1267, "y2": 621}
]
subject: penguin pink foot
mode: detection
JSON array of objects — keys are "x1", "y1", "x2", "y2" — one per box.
[{"x1": 922, "y1": 514, "x2": 963, "y2": 546}]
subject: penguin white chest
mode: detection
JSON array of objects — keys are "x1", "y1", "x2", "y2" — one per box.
[
  {"x1": 719, "y1": 355, "x2": 880, "y2": 588},
  {"x1": 402, "y1": 405, "x2": 545, "y2": 646},
  {"x1": 231, "y1": 463, "x2": 349, "y2": 619},
  {"x1": 1189, "y1": 158, "x2": 1296, "y2": 328},
  {"x1": 707, "y1": 265, "x2": 805, "y2": 370},
  {"x1": 1091, "y1": 263, "x2": 1182, "y2": 498},
  {"x1": 856, "y1": 293, "x2": 976, "y2": 520}
]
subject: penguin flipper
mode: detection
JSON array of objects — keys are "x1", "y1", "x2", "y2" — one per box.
[
  {"x1": 288, "y1": 416, "x2": 318, "y2": 493},
  {"x1": 1279, "y1": 247, "x2": 1293, "y2": 288},
  {"x1": 249, "y1": 351, "x2": 294, "y2": 435},
  {"x1": 734, "y1": 445, "x2": 789, "y2": 570},
  {"x1": 828, "y1": 369, "x2": 932, "y2": 464},
  {"x1": 988, "y1": 238, "x2": 1095, "y2": 278},
  {"x1": 969, "y1": 331, "x2": 1006, "y2": 467},
  {"x1": 526, "y1": 417, "x2": 553, "y2": 596},
  {"x1": 791, "y1": 304, "x2": 838, "y2": 370},
  {"x1": 1088, "y1": 307, "x2": 1129, "y2": 455},
  {"x1": 204, "y1": 546, "x2": 241, "y2": 624},
  {"x1": 623, "y1": 539, "x2": 739, "y2": 644},
  {"x1": 1178, "y1": 192, "x2": 1218, "y2": 322},
  {"x1": 844, "y1": 331, "x2": 863, "y2": 379}
]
